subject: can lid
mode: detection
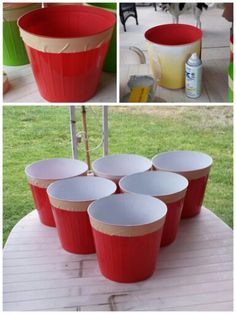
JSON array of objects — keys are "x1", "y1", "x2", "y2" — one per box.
[{"x1": 187, "y1": 53, "x2": 202, "y2": 66}]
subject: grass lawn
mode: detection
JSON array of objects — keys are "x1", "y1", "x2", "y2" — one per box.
[{"x1": 3, "y1": 106, "x2": 233, "y2": 244}]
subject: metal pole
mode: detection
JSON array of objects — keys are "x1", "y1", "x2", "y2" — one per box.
[
  {"x1": 81, "y1": 106, "x2": 91, "y2": 170},
  {"x1": 102, "y1": 106, "x2": 108, "y2": 156},
  {"x1": 69, "y1": 106, "x2": 78, "y2": 159}
]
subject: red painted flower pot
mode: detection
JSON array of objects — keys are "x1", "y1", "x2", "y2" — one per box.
[
  {"x1": 18, "y1": 5, "x2": 116, "y2": 102},
  {"x1": 92, "y1": 154, "x2": 152, "y2": 191},
  {"x1": 47, "y1": 176, "x2": 116, "y2": 254},
  {"x1": 88, "y1": 194, "x2": 167, "y2": 283},
  {"x1": 152, "y1": 151, "x2": 213, "y2": 218},
  {"x1": 25, "y1": 158, "x2": 88, "y2": 227},
  {"x1": 119, "y1": 171, "x2": 188, "y2": 246}
]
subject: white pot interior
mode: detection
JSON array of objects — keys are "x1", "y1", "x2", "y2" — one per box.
[
  {"x1": 47, "y1": 176, "x2": 116, "y2": 202},
  {"x1": 25, "y1": 158, "x2": 88, "y2": 181},
  {"x1": 152, "y1": 151, "x2": 213, "y2": 173},
  {"x1": 119, "y1": 171, "x2": 188, "y2": 197},
  {"x1": 88, "y1": 194, "x2": 167, "y2": 226},
  {"x1": 92, "y1": 154, "x2": 152, "y2": 178}
]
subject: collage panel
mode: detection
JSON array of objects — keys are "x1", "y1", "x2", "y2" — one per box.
[
  {"x1": 3, "y1": 105, "x2": 233, "y2": 310},
  {"x1": 3, "y1": 2, "x2": 117, "y2": 103},
  {"x1": 120, "y1": 3, "x2": 233, "y2": 103},
  {"x1": 1, "y1": 0, "x2": 234, "y2": 312}
]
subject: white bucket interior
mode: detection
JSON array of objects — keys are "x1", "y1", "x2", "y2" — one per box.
[
  {"x1": 88, "y1": 194, "x2": 167, "y2": 226},
  {"x1": 152, "y1": 151, "x2": 213, "y2": 172},
  {"x1": 47, "y1": 176, "x2": 116, "y2": 202},
  {"x1": 25, "y1": 158, "x2": 88, "y2": 181},
  {"x1": 92, "y1": 154, "x2": 152, "y2": 177},
  {"x1": 119, "y1": 171, "x2": 188, "y2": 197}
]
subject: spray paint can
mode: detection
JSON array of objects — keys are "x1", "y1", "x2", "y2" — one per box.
[{"x1": 185, "y1": 53, "x2": 202, "y2": 98}]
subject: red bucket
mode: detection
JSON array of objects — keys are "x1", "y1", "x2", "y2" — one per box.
[
  {"x1": 18, "y1": 5, "x2": 116, "y2": 102},
  {"x1": 152, "y1": 151, "x2": 213, "y2": 218},
  {"x1": 119, "y1": 171, "x2": 188, "y2": 246},
  {"x1": 88, "y1": 194, "x2": 167, "y2": 283},
  {"x1": 92, "y1": 154, "x2": 152, "y2": 192},
  {"x1": 47, "y1": 176, "x2": 116, "y2": 254},
  {"x1": 25, "y1": 158, "x2": 88, "y2": 227}
]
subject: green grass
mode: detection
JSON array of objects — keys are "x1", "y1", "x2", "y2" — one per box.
[{"x1": 3, "y1": 106, "x2": 233, "y2": 244}]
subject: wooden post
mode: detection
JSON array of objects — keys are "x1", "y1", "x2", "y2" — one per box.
[{"x1": 69, "y1": 106, "x2": 78, "y2": 159}]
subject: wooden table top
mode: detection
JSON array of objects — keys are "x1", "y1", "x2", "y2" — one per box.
[{"x1": 3, "y1": 207, "x2": 233, "y2": 311}]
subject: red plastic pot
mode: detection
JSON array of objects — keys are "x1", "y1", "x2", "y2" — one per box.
[
  {"x1": 25, "y1": 158, "x2": 88, "y2": 227},
  {"x1": 88, "y1": 194, "x2": 167, "y2": 283},
  {"x1": 92, "y1": 154, "x2": 152, "y2": 191},
  {"x1": 18, "y1": 5, "x2": 116, "y2": 102},
  {"x1": 119, "y1": 171, "x2": 188, "y2": 246},
  {"x1": 47, "y1": 176, "x2": 116, "y2": 254},
  {"x1": 152, "y1": 151, "x2": 213, "y2": 218}
]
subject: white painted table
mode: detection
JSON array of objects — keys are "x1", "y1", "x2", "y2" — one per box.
[
  {"x1": 3, "y1": 208, "x2": 233, "y2": 311},
  {"x1": 3, "y1": 64, "x2": 116, "y2": 103},
  {"x1": 120, "y1": 59, "x2": 229, "y2": 103}
]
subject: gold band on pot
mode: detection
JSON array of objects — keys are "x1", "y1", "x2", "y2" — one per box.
[
  {"x1": 90, "y1": 216, "x2": 166, "y2": 237},
  {"x1": 153, "y1": 166, "x2": 211, "y2": 181},
  {"x1": 19, "y1": 27, "x2": 114, "y2": 53},
  {"x1": 154, "y1": 189, "x2": 187, "y2": 204},
  {"x1": 119, "y1": 188, "x2": 187, "y2": 203},
  {"x1": 26, "y1": 171, "x2": 87, "y2": 188},
  {"x1": 27, "y1": 177, "x2": 55, "y2": 188},
  {"x1": 49, "y1": 196, "x2": 91, "y2": 212}
]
